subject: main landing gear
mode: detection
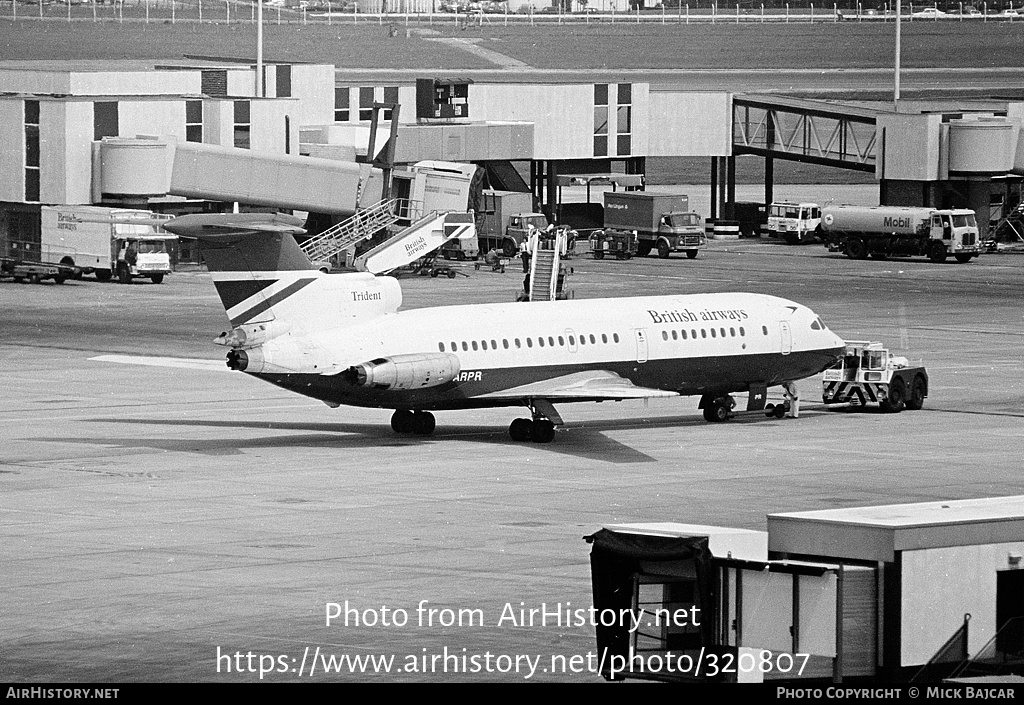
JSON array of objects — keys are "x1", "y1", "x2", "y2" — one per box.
[
  {"x1": 508, "y1": 400, "x2": 561, "y2": 443},
  {"x1": 700, "y1": 394, "x2": 736, "y2": 423},
  {"x1": 391, "y1": 409, "x2": 436, "y2": 435}
]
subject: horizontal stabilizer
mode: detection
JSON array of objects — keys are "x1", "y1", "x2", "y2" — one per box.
[{"x1": 91, "y1": 354, "x2": 231, "y2": 372}]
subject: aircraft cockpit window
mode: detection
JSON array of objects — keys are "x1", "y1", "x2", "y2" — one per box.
[{"x1": 810, "y1": 320, "x2": 821, "y2": 330}]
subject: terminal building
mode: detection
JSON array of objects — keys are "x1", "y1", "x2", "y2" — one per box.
[{"x1": 1, "y1": 58, "x2": 1022, "y2": 258}]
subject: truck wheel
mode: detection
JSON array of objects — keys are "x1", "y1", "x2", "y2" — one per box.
[
  {"x1": 954, "y1": 253, "x2": 974, "y2": 263},
  {"x1": 906, "y1": 375, "x2": 927, "y2": 411},
  {"x1": 593, "y1": 250, "x2": 604, "y2": 260},
  {"x1": 636, "y1": 241, "x2": 653, "y2": 257},
  {"x1": 870, "y1": 252, "x2": 888, "y2": 260},
  {"x1": 881, "y1": 378, "x2": 906, "y2": 413},
  {"x1": 846, "y1": 237, "x2": 868, "y2": 260},
  {"x1": 686, "y1": 250, "x2": 698, "y2": 259},
  {"x1": 117, "y1": 265, "x2": 132, "y2": 284},
  {"x1": 95, "y1": 269, "x2": 112, "y2": 282},
  {"x1": 150, "y1": 274, "x2": 164, "y2": 284},
  {"x1": 928, "y1": 242, "x2": 947, "y2": 263},
  {"x1": 502, "y1": 240, "x2": 517, "y2": 258},
  {"x1": 657, "y1": 241, "x2": 671, "y2": 259},
  {"x1": 785, "y1": 233, "x2": 799, "y2": 245}
]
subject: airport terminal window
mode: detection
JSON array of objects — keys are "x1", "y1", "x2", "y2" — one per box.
[
  {"x1": 616, "y1": 83, "x2": 632, "y2": 156},
  {"x1": 233, "y1": 100, "x2": 250, "y2": 149},
  {"x1": 185, "y1": 101, "x2": 203, "y2": 143},
  {"x1": 383, "y1": 86, "x2": 399, "y2": 120},
  {"x1": 594, "y1": 83, "x2": 609, "y2": 158},
  {"x1": 24, "y1": 100, "x2": 40, "y2": 203},
  {"x1": 94, "y1": 101, "x2": 118, "y2": 141},
  {"x1": 359, "y1": 87, "x2": 374, "y2": 121},
  {"x1": 335, "y1": 88, "x2": 350, "y2": 122},
  {"x1": 275, "y1": 64, "x2": 291, "y2": 98}
]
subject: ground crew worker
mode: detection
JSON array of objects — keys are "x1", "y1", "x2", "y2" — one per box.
[
  {"x1": 520, "y1": 234, "x2": 531, "y2": 273},
  {"x1": 782, "y1": 381, "x2": 800, "y2": 418}
]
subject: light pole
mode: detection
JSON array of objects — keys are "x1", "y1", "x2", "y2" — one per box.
[
  {"x1": 894, "y1": 0, "x2": 902, "y2": 111},
  {"x1": 256, "y1": 0, "x2": 264, "y2": 98}
]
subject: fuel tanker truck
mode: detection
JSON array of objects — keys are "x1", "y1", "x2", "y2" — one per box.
[{"x1": 818, "y1": 205, "x2": 981, "y2": 263}]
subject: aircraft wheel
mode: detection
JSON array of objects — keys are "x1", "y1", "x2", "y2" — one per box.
[
  {"x1": 765, "y1": 403, "x2": 776, "y2": 418},
  {"x1": 881, "y1": 378, "x2": 906, "y2": 413},
  {"x1": 391, "y1": 409, "x2": 415, "y2": 434},
  {"x1": 702, "y1": 397, "x2": 731, "y2": 423},
  {"x1": 412, "y1": 411, "x2": 436, "y2": 435},
  {"x1": 906, "y1": 375, "x2": 927, "y2": 411},
  {"x1": 773, "y1": 403, "x2": 787, "y2": 419},
  {"x1": 509, "y1": 418, "x2": 532, "y2": 442},
  {"x1": 530, "y1": 419, "x2": 556, "y2": 443}
]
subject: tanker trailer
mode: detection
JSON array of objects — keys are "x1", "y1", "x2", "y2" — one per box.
[{"x1": 818, "y1": 205, "x2": 980, "y2": 263}]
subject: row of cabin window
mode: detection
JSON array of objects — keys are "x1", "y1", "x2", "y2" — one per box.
[
  {"x1": 438, "y1": 332, "x2": 621, "y2": 354},
  {"x1": 660, "y1": 325, "x2": 769, "y2": 341}
]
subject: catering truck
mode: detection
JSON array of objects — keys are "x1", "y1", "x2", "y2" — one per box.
[
  {"x1": 765, "y1": 201, "x2": 821, "y2": 244},
  {"x1": 38, "y1": 206, "x2": 175, "y2": 283},
  {"x1": 819, "y1": 205, "x2": 981, "y2": 263},
  {"x1": 603, "y1": 192, "x2": 706, "y2": 259}
]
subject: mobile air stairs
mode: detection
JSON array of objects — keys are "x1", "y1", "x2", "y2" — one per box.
[
  {"x1": 524, "y1": 229, "x2": 572, "y2": 302},
  {"x1": 299, "y1": 198, "x2": 403, "y2": 269}
]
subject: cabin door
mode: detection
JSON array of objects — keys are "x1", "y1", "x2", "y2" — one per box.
[
  {"x1": 780, "y1": 320, "x2": 792, "y2": 355},
  {"x1": 634, "y1": 328, "x2": 649, "y2": 363}
]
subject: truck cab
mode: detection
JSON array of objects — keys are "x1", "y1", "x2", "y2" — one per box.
[
  {"x1": 655, "y1": 211, "x2": 706, "y2": 259},
  {"x1": 927, "y1": 209, "x2": 980, "y2": 262},
  {"x1": 113, "y1": 235, "x2": 175, "y2": 284},
  {"x1": 767, "y1": 202, "x2": 821, "y2": 244},
  {"x1": 504, "y1": 213, "x2": 551, "y2": 256}
]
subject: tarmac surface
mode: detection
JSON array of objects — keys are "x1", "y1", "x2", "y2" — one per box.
[{"x1": 3, "y1": 239, "x2": 1024, "y2": 682}]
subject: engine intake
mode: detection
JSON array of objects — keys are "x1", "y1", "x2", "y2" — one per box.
[{"x1": 343, "y1": 353, "x2": 460, "y2": 390}]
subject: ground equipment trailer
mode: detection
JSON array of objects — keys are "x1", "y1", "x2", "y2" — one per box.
[
  {"x1": 0, "y1": 256, "x2": 74, "y2": 284},
  {"x1": 603, "y1": 191, "x2": 705, "y2": 258},
  {"x1": 819, "y1": 205, "x2": 980, "y2": 263},
  {"x1": 822, "y1": 340, "x2": 928, "y2": 413}
]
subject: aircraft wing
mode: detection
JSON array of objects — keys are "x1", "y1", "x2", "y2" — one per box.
[
  {"x1": 91, "y1": 355, "x2": 231, "y2": 372},
  {"x1": 477, "y1": 370, "x2": 678, "y2": 401}
]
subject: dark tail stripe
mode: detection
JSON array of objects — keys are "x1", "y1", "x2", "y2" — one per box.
[
  {"x1": 214, "y1": 279, "x2": 278, "y2": 312},
  {"x1": 229, "y1": 277, "x2": 317, "y2": 326}
]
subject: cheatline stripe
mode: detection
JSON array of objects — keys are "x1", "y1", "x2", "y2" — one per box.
[{"x1": 228, "y1": 278, "x2": 317, "y2": 326}]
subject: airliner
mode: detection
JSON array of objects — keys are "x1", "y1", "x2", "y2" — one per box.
[{"x1": 150, "y1": 213, "x2": 846, "y2": 444}]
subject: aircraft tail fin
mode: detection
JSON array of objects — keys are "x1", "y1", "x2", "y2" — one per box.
[{"x1": 164, "y1": 213, "x2": 400, "y2": 332}]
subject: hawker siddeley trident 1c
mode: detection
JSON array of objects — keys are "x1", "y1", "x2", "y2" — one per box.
[{"x1": 151, "y1": 213, "x2": 846, "y2": 444}]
